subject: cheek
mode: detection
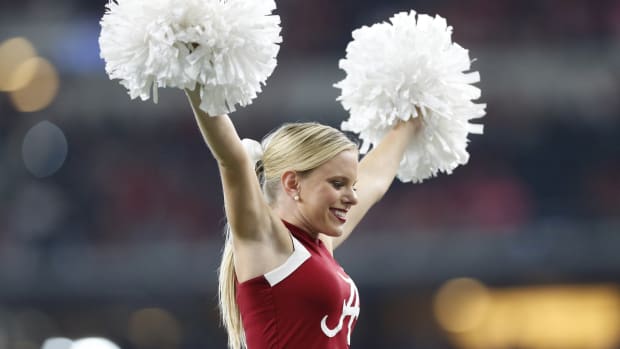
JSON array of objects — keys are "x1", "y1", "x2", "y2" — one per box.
[
  {"x1": 318, "y1": 187, "x2": 340, "y2": 206},
  {"x1": 308, "y1": 187, "x2": 337, "y2": 209}
]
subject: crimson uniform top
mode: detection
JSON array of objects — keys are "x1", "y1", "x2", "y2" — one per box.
[{"x1": 236, "y1": 221, "x2": 360, "y2": 349}]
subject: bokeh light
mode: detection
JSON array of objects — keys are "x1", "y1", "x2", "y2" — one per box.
[
  {"x1": 0, "y1": 37, "x2": 37, "y2": 91},
  {"x1": 9, "y1": 57, "x2": 60, "y2": 112},
  {"x1": 437, "y1": 284, "x2": 620, "y2": 349},
  {"x1": 71, "y1": 338, "x2": 121, "y2": 349},
  {"x1": 42, "y1": 337, "x2": 73, "y2": 349},
  {"x1": 434, "y1": 278, "x2": 491, "y2": 333},
  {"x1": 9, "y1": 57, "x2": 45, "y2": 92},
  {"x1": 21, "y1": 120, "x2": 68, "y2": 178},
  {"x1": 128, "y1": 308, "x2": 182, "y2": 349}
]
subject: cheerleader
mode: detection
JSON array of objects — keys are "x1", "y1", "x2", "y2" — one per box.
[{"x1": 100, "y1": 1, "x2": 484, "y2": 346}]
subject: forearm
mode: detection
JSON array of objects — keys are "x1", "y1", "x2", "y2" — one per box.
[
  {"x1": 358, "y1": 119, "x2": 420, "y2": 199},
  {"x1": 333, "y1": 118, "x2": 420, "y2": 249},
  {"x1": 186, "y1": 89, "x2": 248, "y2": 169}
]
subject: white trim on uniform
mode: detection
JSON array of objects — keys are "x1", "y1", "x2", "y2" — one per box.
[{"x1": 264, "y1": 236, "x2": 311, "y2": 286}]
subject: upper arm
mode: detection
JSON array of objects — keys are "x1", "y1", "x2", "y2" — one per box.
[
  {"x1": 203, "y1": 122, "x2": 279, "y2": 240},
  {"x1": 219, "y1": 156, "x2": 274, "y2": 238},
  {"x1": 187, "y1": 90, "x2": 294, "y2": 281},
  {"x1": 187, "y1": 90, "x2": 280, "y2": 241},
  {"x1": 217, "y1": 140, "x2": 294, "y2": 281}
]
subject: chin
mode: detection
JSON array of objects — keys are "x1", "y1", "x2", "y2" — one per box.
[{"x1": 323, "y1": 224, "x2": 344, "y2": 237}]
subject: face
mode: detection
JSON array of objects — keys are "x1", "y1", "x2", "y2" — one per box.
[{"x1": 293, "y1": 149, "x2": 359, "y2": 238}]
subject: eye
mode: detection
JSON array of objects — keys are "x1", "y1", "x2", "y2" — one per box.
[{"x1": 331, "y1": 181, "x2": 344, "y2": 189}]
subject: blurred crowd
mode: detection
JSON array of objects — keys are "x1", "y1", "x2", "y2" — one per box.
[
  {"x1": 6, "y1": 0, "x2": 620, "y2": 46},
  {"x1": 1, "y1": 0, "x2": 619, "y2": 247},
  {"x1": 1, "y1": 107, "x2": 619, "y2": 249},
  {"x1": 1, "y1": 1, "x2": 619, "y2": 349}
]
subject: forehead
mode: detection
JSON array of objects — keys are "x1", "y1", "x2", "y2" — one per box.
[{"x1": 311, "y1": 149, "x2": 358, "y2": 179}]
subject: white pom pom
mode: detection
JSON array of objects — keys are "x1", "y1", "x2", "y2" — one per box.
[
  {"x1": 335, "y1": 10, "x2": 486, "y2": 183},
  {"x1": 99, "y1": 0, "x2": 281, "y2": 115}
]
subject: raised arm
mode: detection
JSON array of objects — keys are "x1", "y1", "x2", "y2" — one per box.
[
  {"x1": 332, "y1": 117, "x2": 422, "y2": 249},
  {"x1": 185, "y1": 88, "x2": 274, "y2": 240}
]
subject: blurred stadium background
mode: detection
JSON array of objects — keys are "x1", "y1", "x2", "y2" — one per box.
[{"x1": 1, "y1": 0, "x2": 620, "y2": 348}]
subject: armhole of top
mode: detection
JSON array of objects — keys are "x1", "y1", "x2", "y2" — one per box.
[{"x1": 264, "y1": 235, "x2": 311, "y2": 287}]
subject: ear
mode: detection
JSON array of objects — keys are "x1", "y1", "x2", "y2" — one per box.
[{"x1": 281, "y1": 170, "x2": 300, "y2": 198}]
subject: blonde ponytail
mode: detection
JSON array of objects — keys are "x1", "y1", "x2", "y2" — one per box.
[{"x1": 218, "y1": 227, "x2": 246, "y2": 349}]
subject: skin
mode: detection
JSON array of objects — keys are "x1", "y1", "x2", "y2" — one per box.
[
  {"x1": 275, "y1": 149, "x2": 360, "y2": 241},
  {"x1": 185, "y1": 87, "x2": 421, "y2": 282}
]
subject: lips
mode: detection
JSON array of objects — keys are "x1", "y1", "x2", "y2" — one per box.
[{"x1": 330, "y1": 208, "x2": 347, "y2": 223}]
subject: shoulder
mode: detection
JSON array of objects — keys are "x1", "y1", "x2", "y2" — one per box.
[{"x1": 233, "y1": 213, "x2": 296, "y2": 282}]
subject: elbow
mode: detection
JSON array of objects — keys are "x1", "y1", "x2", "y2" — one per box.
[
  {"x1": 215, "y1": 145, "x2": 252, "y2": 171},
  {"x1": 218, "y1": 153, "x2": 254, "y2": 176}
]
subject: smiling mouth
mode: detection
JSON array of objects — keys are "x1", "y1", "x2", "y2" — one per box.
[{"x1": 330, "y1": 208, "x2": 347, "y2": 223}]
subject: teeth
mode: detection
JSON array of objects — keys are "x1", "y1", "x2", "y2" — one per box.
[{"x1": 332, "y1": 209, "x2": 346, "y2": 219}]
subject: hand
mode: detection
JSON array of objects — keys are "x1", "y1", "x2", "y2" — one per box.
[
  {"x1": 185, "y1": 84, "x2": 213, "y2": 118},
  {"x1": 395, "y1": 107, "x2": 423, "y2": 135},
  {"x1": 184, "y1": 84, "x2": 201, "y2": 105},
  {"x1": 407, "y1": 114, "x2": 423, "y2": 134}
]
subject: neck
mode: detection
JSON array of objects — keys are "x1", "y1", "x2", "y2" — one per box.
[{"x1": 273, "y1": 203, "x2": 320, "y2": 240}]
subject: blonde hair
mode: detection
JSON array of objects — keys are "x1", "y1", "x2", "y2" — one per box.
[{"x1": 218, "y1": 122, "x2": 357, "y2": 349}]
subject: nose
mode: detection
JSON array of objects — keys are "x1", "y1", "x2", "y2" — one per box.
[{"x1": 344, "y1": 187, "x2": 358, "y2": 206}]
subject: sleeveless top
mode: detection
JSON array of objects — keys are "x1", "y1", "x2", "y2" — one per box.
[{"x1": 236, "y1": 221, "x2": 360, "y2": 349}]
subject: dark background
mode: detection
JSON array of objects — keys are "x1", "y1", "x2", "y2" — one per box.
[{"x1": 1, "y1": 0, "x2": 619, "y2": 348}]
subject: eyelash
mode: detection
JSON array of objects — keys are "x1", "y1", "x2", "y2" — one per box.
[
  {"x1": 332, "y1": 181, "x2": 357, "y2": 191},
  {"x1": 332, "y1": 181, "x2": 344, "y2": 189}
]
